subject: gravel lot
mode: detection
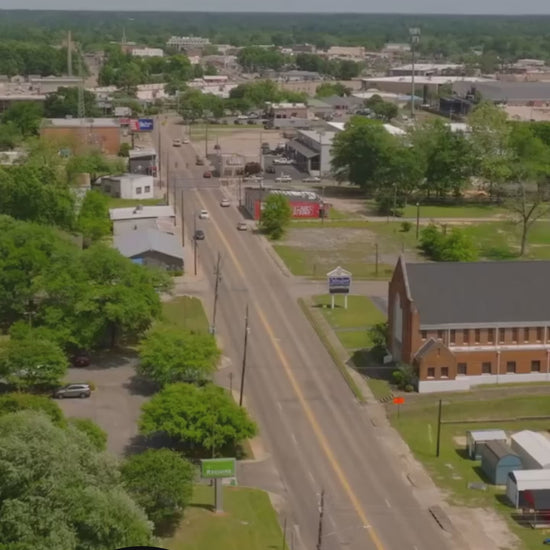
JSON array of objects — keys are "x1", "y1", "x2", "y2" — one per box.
[{"x1": 58, "y1": 352, "x2": 154, "y2": 456}]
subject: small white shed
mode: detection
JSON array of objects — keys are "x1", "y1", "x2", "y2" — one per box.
[
  {"x1": 466, "y1": 429, "x2": 507, "y2": 460},
  {"x1": 511, "y1": 430, "x2": 550, "y2": 470}
]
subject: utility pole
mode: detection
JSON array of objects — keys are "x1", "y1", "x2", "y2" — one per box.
[
  {"x1": 316, "y1": 489, "x2": 325, "y2": 550},
  {"x1": 239, "y1": 304, "x2": 250, "y2": 407},
  {"x1": 212, "y1": 252, "x2": 222, "y2": 334},
  {"x1": 416, "y1": 202, "x2": 420, "y2": 240},
  {"x1": 67, "y1": 31, "x2": 72, "y2": 76},
  {"x1": 436, "y1": 399, "x2": 443, "y2": 457},
  {"x1": 205, "y1": 119, "x2": 209, "y2": 159},
  {"x1": 180, "y1": 189, "x2": 185, "y2": 243},
  {"x1": 375, "y1": 242, "x2": 379, "y2": 276},
  {"x1": 193, "y1": 213, "x2": 198, "y2": 276},
  {"x1": 410, "y1": 27, "x2": 421, "y2": 119}
]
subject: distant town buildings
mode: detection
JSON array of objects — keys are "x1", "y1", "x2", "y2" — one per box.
[
  {"x1": 167, "y1": 36, "x2": 211, "y2": 51},
  {"x1": 130, "y1": 47, "x2": 164, "y2": 58}
]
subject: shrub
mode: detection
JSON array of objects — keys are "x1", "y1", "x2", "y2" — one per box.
[
  {"x1": 400, "y1": 221, "x2": 412, "y2": 233},
  {"x1": 69, "y1": 417, "x2": 107, "y2": 451},
  {"x1": 391, "y1": 364, "x2": 417, "y2": 391}
]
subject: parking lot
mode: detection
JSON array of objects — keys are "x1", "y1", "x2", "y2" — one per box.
[{"x1": 58, "y1": 352, "x2": 153, "y2": 456}]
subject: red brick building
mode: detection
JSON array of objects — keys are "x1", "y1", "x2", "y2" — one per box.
[{"x1": 388, "y1": 257, "x2": 550, "y2": 393}]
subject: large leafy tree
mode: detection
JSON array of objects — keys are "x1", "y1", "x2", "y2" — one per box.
[
  {"x1": 43, "y1": 86, "x2": 100, "y2": 118},
  {"x1": 138, "y1": 325, "x2": 220, "y2": 387},
  {"x1": 0, "y1": 411, "x2": 153, "y2": 550},
  {"x1": 259, "y1": 193, "x2": 292, "y2": 240},
  {"x1": 39, "y1": 244, "x2": 171, "y2": 349},
  {"x1": 0, "y1": 392, "x2": 65, "y2": 426},
  {"x1": 0, "y1": 165, "x2": 75, "y2": 229},
  {"x1": 1, "y1": 101, "x2": 44, "y2": 137},
  {"x1": 140, "y1": 383, "x2": 257, "y2": 456},
  {"x1": 121, "y1": 449, "x2": 194, "y2": 531},
  {"x1": 0, "y1": 334, "x2": 68, "y2": 390},
  {"x1": 77, "y1": 190, "x2": 111, "y2": 245}
]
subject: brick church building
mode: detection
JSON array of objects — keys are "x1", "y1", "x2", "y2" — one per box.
[{"x1": 388, "y1": 257, "x2": 550, "y2": 393}]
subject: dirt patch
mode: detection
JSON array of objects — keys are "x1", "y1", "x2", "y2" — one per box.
[{"x1": 453, "y1": 435, "x2": 467, "y2": 447}]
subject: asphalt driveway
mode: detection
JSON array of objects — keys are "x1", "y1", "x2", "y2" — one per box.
[{"x1": 57, "y1": 351, "x2": 154, "y2": 456}]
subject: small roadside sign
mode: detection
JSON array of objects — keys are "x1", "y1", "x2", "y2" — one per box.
[
  {"x1": 393, "y1": 397, "x2": 405, "y2": 405},
  {"x1": 201, "y1": 457, "x2": 236, "y2": 479}
]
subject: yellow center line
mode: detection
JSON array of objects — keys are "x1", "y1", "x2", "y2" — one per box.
[{"x1": 193, "y1": 190, "x2": 385, "y2": 550}]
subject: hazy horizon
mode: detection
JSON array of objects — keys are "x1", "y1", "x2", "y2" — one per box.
[{"x1": 2, "y1": 2, "x2": 550, "y2": 15}]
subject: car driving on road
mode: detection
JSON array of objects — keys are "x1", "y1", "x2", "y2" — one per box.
[
  {"x1": 303, "y1": 176, "x2": 321, "y2": 183},
  {"x1": 237, "y1": 221, "x2": 248, "y2": 231},
  {"x1": 220, "y1": 198, "x2": 231, "y2": 207},
  {"x1": 194, "y1": 229, "x2": 205, "y2": 240},
  {"x1": 172, "y1": 139, "x2": 181, "y2": 147},
  {"x1": 198, "y1": 209, "x2": 209, "y2": 219},
  {"x1": 276, "y1": 174, "x2": 292, "y2": 183},
  {"x1": 54, "y1": 383, "x2": 91, "y2": 399}
]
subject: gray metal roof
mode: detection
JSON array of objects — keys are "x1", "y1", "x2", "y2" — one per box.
[
  {"x1": 453, "y1": 81, "x2": 550, "y2": 102},
  {"x1": 467, "y1": 429, "x2": 507, "y2": 442},
  {"x1": 287, "y1": 139, "x2": 319, "y2": 159},
  {"x1": 405, "y1": 260, "x2": 550, "y2": 326},
  {"x1": 481, "y1": 440, "x2": 519, "y2": 461},
  {"x1": 114, "y1": 228, "x2": 183, "y2": 260}
]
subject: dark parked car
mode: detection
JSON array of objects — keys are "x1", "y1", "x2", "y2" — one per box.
[
  {"x1": 71, "y1": 352, "x2": 90, "y2": 367},
  {"x1": 194, "y1": 229, "x2": 205, "y2": 240},
  {"x1": 54, "y1": 383, "x2": 91, "y2": 399}
]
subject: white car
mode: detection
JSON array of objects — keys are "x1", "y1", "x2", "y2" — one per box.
[
  {"x1": 198, "y1": 209, "x2": 209, "y2": 219},
  {"x1": 303, "y1": 176, "x2": 321, "y2": 183},
  {"x1": 182, "y1": 137, "x2": 190, "y2": 144},
  {"x1": 273, "y1": 157, "x2": 293, "y2": 165},
  {"x1": 276, "y1": 174, "x2": 292, "y2": 183},
  {"x1": 220, "y1": 198, "x2": 231, "y2": 207},
  {"x1": 172, "y1": 139, "x2": 182, "y2": 147},
  {"x1": 237, "y1": 221, "x2": 248, "y2": 231},
  {"x1": 244, "y1": 175, "x2": 263, "y2": 182}
]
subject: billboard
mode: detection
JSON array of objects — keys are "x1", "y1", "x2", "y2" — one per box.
[
  {"x1": 129, "y1": 119, "x2": 140, "y2": 132},
  {"x1": 201, "y1": 458, "x2": 236, "y2": 479},
  {"x1": 253, "y1": 200, "x2": 320, "y2": 220},
  {"x1": 138, "y1": 118, "x2": 154, "y2": 131}
]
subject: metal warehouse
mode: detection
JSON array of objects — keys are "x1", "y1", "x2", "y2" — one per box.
[
  {"x1": 507, "y1": 469, "x2": 550, "y2": 509},
  {"x1": 511, "y1": 431, "x2": 550, "y2": 470}
]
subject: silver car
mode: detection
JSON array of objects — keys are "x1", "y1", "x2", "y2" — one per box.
[{"x1": 54, "y1": 383, "x2": 91, "y2": 399}]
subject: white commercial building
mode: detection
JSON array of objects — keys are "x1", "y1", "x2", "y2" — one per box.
[
  {"x1": 109, "y1": 205, "x2": 175, "y2": 236},
  {"x1": 100, "y1": 173, "x2": 155, "y2": 200},
  {"x1": 167, "y1": 36, "x2": 210, "y2": 50},
  {"x1": 131, "y1": 48, "x2": 164, "y2": 58}
]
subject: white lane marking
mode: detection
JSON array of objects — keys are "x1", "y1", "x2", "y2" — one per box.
[
  {"x1": 308, "y1": 470, "x2": 315, "y2": 484},
  {"x1": 385, "y1": 498, "x2": 392, "y2": 509},
  {"x1": 291, "y1": 433, "x2": 298, "y2": 445},
  {"x1": 277, "y1": 402, "x2": 283, "y2": 412}
]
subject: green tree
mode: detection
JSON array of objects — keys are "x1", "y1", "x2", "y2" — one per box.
[
  {"x1": 0, "y1": 335, "x2": 68, "y2": 390},
  {"x1": 43, "y1": 86, "x2": 100, "y2": 118},
  {"x1": 0, "y1": 411, "x2": 153, "y2": 549},
  {"x1": 65, "y1": 151, "x2": 125, "y2": 185},
  {"x1": 365, "y1": 95, "x2": 398, "y2": 121},
  {"x1": 0, "y1": 393, "x2": 65, "y2": 426},
  {"x1": 77, "y1": 190, "x2": 111, "y2": 244},
  {"x1": 259, "y1": 193, "x2": 292, "y2": 239},
  {"x1": 1, "y1": 102, "x2": 43, "y2": 137},
  {"x1": 0, "y1": 165, "x2": 75, "y2": 229},
  {"x1": 68, "y1": 417, "x2": 108, "y2": 451},
  {"x1": 121, "y1": 449, "x2": 194, "y2": 531},
  {"x1": 138, "y1": 325, "x2": 220, "y2": 387},
  {"x1": 419, "y1": 224, "x2": 478, "y2": 261},
  {"x1": 140, "y1": 383, "x2": 257, "y2": 456},
  {"x1": 315, "y1": 82, "x2": 351, "y2": 98}
]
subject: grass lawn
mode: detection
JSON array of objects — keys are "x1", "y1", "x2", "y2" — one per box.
[
  {"x1": 402, "y1": 203, "x2": 508, "y2": 219},
  {"x1": 273, "y1": 245, "x2": 393, "y2": 279},
  {"x1": 161, "y1": 296, "x2": 210, "y2": 334},
  {"x1": 313, "y1": 294, "x2": 385, "y2": 329},
  {"x1": 107, "y1": 197, "x2": 164, "y2": 209},
  {"x1": 162, "y1": 485, "x2": 283, "y2": 550},
  {"x1": 335, "y1": 330, "x2": 369, "y2": 350},
  {"x1": 365, "y1": 377, "x2": 392, "y2": 400},
  {"x1": 392, "y1": 394, "x2": 550, "y2": 548}
]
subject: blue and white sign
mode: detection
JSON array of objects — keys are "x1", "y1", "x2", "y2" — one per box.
[
  {"x1": 138, "y1": 118, "x2": 154, "y2": 131},
  {"x1": 327, "y1": 266, "x2": 352, "y2": 295}
]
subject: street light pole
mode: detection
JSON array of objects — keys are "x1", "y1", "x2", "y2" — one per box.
[
  {"x1": 211, "y1": 252, "x2": 222, "y2": 334},
  {"x1": 239, "y1": 304, "x2": 250, "y2": 407},
  {"x1": 410, "y1": 27, "x2": 420, "y2": 119}
]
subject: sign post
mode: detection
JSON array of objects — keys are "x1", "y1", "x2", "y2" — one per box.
[
  {"x1": 326, "y1": 266, "x2": 352, "y2": 309},
  {"x1": 200, "y1": 458, "x2": 236, "y2": 513},
  {"x1": 393, "y1": 396, "x2": 405, "y2": 418}
]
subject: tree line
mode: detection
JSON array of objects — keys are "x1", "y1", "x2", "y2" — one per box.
[{"x1": 332, "y1": 102, "x2": 550, "y2": 257}]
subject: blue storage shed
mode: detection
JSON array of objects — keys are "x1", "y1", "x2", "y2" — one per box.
[{"x1": 481, "y1": 440, "x2": 523, "y2": 485}]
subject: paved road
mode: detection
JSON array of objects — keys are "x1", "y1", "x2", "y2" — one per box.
[{"x1": 158, "y1": 119, "x2": 455, "y2": 550}]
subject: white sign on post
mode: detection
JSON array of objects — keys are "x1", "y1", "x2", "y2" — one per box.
[{"x1": 326, "y1": 266, "x2": 352, "y2": 309}]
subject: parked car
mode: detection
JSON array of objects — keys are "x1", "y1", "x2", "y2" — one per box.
[
  {"x1": 276, "y1": 174, "x2": 292, "y2": 183},
  {"x1": 71, "y1": 353, "x2": 90, "y2": 367},
  {"x1": 172, "y1": 138, "x2": 182, "y2": 147},
  {"x1": 273, "y1": 157, "x2": 293, "y2": 165},
  {"x1": 198, "y1": 209, "x2": 209, "y2": 219},
  {"x1": 237, "y1": 221, "x2": 248, "y2": 231},
  {"x1": 220, "y1": 198, "x2": 231, "y2": 207},
  {"x1": 194, "y1": 229, "x2": 205, "y2": 240},
  {"x1": 196, "y1": 157, "x2": 205, "y2": 166},
  {"x1": 247, "y1": 119, "x2": 256, "y2": 125},
  {"x1": 266, "y1": 165, "x2": 276, "y2": 174},
  {"x1": 244, "y1": 175, "x2": 263, "y2": 182},
  {"x1": 233, "y1": 119, "x2": 241, "y2": 125},
  {"x1": 203, "y1": 171, "x2": 212, "y2": 178},
  {"x1": 54, "y1": 383, "x2": 91, "y2": 399},
  {"x1": 303, "y1": 176, "x2": 321, "y2": 183}
]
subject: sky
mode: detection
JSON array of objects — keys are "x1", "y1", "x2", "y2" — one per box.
[{"x1": 2, "y1": 1, "x2": 550, "y2": 14}]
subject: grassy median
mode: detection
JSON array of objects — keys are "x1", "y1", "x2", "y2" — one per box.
[
  {"x1": 163, "y1": 485, "x2": 283, "y2": 550},
  {"x1": 162, "y1": 296, "x2": 210, "y2": 334}
]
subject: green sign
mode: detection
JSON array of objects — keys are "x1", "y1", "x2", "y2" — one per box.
[{"x1": 201, "y1": 458, "x2": 236, "y2": 479}]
